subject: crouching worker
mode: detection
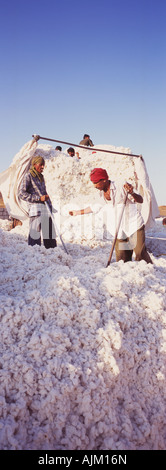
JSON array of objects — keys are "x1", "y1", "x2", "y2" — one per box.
[
  {"x1": 18, "y1": 155, "x2": 57, "y2": 249},
  {"x1": 69, "y1": 167, "x2": 152, "y2": 264}
]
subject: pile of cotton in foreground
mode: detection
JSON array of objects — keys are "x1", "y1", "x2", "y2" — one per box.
[
  {"x1": 0, "y1": 143, "x2": 166, "y2": 451},
  {"x1": 0, "y1": 224, "x2": 166, "y2": 450}
]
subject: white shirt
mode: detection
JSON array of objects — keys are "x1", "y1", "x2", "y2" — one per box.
[{"x1": 91, "y1": 181, "x2": 144, "y2": 239}]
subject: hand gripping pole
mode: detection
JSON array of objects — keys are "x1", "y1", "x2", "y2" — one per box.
[{"x1": 106, "y1": 192, "x2": 128, "y2": 267}]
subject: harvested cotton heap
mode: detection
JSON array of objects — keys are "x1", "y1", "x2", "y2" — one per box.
[
  {"x1": 0, "y1": 142, "x2": 165, "y2": 450},
  {"x1": 0, "y1": 222, "x2": 166, "y2": 450}
]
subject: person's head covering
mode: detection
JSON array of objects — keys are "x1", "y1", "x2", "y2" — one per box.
[
  {"x1": 90, "y1": 168, "x2": 109, "y2": 183},
  {"x1": 30, "y1": 155, "x2": 45, "y2": 182},
  {"x1": 31, "y1": 155, "x2": 45, "y2": 166}
]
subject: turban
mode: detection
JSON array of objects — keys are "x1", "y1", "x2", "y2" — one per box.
[
  {"x1": 30, "y1": 155, "x2": 45, "y2": 182},
  {"x1": 90, "y1": 168, "x2": 109, "y2": 183},
  {"x1": 31, "y1": 155, "x2": 45, "y2": 166}
]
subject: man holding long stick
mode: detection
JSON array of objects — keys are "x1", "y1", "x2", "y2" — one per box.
[
  {"x1": 69, "y1": 167, "x2": 152, "y2": 264},
  {"x1": 18, "y1": 155, "x2": 57, "y2": 249}
]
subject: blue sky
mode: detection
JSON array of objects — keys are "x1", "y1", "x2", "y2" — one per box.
[{"x1": 0, "y1": 0, "x2": 165, "y2": 204}]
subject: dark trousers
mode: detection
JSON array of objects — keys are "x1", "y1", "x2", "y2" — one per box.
[
  {"x1": 28, "y1": 215, "x2": 57, "y2": 249},
  {"x1": 115, "y1": 225, "x2": 152, "y2": 263}
]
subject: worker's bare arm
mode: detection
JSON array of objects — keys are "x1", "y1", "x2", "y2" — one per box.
[{"x1": 69, "y1": 206, "x2": 92, "y2": 216}]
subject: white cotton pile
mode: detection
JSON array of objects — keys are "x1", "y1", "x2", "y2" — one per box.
[
  {"x1": 0, "y1": 142, "x2": 166, "y2": 451},
  {"x1": 42, "y1": 143, "x2": 136, "y2": 208},
  {"x1": 27, "y1": 143, "x2": 135, "y2": 242},
  {"x1": 146, "y1": 218, "x2": 166, "y2": 258},
  {"x1": 0, "y1": 225, "x2": 166, "y2": 450}
]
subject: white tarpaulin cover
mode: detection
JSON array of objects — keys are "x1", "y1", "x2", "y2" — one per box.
[{"x1": 0, "y1": 140, "x2": 38, "y2": 220}]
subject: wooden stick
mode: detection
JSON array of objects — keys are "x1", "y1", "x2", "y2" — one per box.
[
  {"x1": 44, "y1": 202, "x2": 69, "y2": 255},
  {"x1": 32, "y1": 135, "x2": 140, "y2": 158},
  {"x1": 106, "y1": 193, "x2": 128, "y2": 267}
]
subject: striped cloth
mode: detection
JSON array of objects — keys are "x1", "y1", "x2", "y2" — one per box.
[{"x1": 18, "y1": 172, "x2": 52, "y2": 217}]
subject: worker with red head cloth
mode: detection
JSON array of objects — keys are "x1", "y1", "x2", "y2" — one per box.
[
  {"x1": 90, "y1": 168, "x2": 109, "y2": 183},
  {"x1": 69, "y1": 167, "x2": 152, "y2": 263}
]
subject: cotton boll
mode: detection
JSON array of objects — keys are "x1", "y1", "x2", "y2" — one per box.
[
  {"x1": 101, "y1": 437, "x2": 116, "y2": 449},
  {"x1": 0, "y1": 220, "x2": 11, "y2": 231},
  {"x1": 105, "y1": 276, "x2": 124, "y2": 295}
]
